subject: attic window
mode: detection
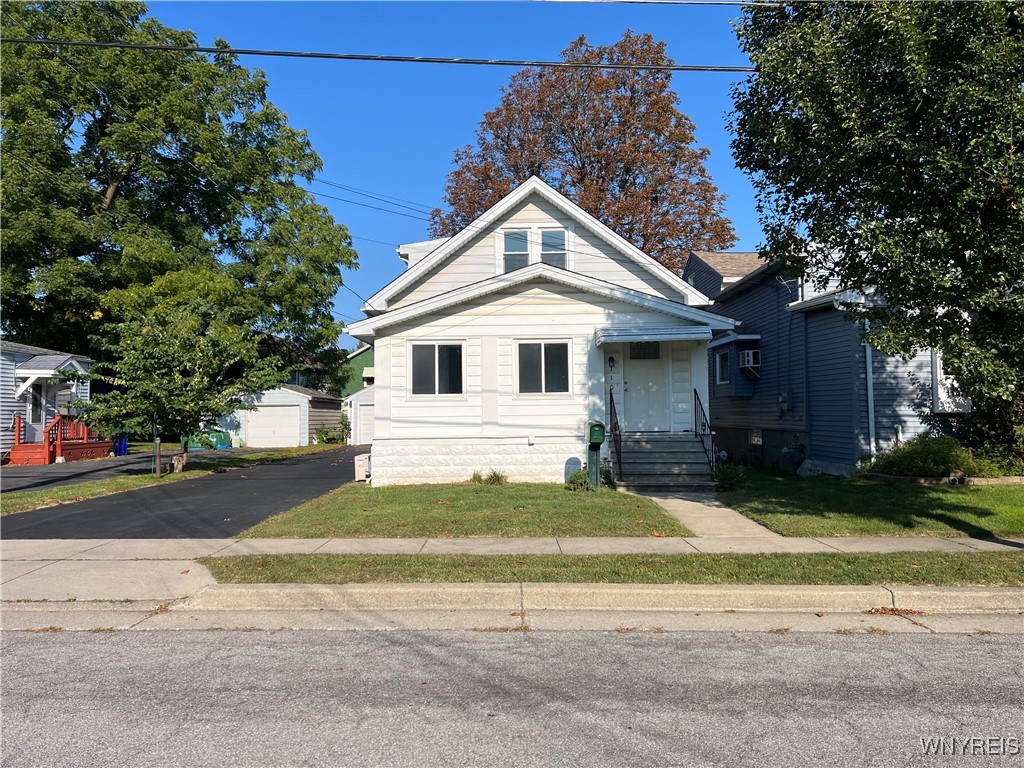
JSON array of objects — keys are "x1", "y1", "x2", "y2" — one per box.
[
  {"x1": 503, "y1": 231, "x2": 530, "y2": 273},
  {"x1": 540, "y1": 230, "x2": 566, "y2": 269},
  {"x1": 500, "y1": 227, "x2": 570, "y2": 273}
]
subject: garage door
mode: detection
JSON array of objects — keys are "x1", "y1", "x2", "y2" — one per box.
[
  {"x1": 247, "y1": 405, "x2": 302, "y2": 447},
  {"x1": 357, "y1": 403, "x2": 374, "y2": 444}
]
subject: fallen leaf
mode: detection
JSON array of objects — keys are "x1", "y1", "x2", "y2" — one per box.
[
  {"x1": 815, "y1": 612, "x2": 825, "y2": 618},
  {"x1": 179, "y1": 569, "x2": 190, "y2": 575},
  {"x1": 634, "y1": 520, "x2": 645, "y2": 524},
  {"x1": 650, "y1": 530, "x2": 667, "y2": 538}
]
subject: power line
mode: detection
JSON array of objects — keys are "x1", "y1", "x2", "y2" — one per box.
[
  {"x1": 305, "y1": 188, "x2": 432, "y2": 222},
  {"x1": 314, "y1": 178, "x2": 435, "y2": 215},
  {"x1": 0, "y1": 38, "x2": 756, "y2": 73}
]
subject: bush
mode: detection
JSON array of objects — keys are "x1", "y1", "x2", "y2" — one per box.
[
  {"x1": 864, "y1": 434, "x2": 1017, "y2": 478},
  {"x1": 470, "y1": 470, "x2": 484, "y2": 484},
  {"x1": 314, "y1": 414, "x2": 351, "y2": 445},
  {"x1": 565, "y1": 468, "x2": 592, "y2": 492},
  {"x1": 714, "y1": 462, "x2": 746, "y2": 491},
  {"x1": 484, "y1": 468, "x2": 508, "y2": 486}
]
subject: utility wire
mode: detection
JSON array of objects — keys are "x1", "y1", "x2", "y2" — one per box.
[
  {"x1": 314, "y1": 178, "x2": 435, "y2": 215},
  {"x1": 304, "y1": 188, "x2": 432, "y2": 222},
  {"x1": 0, "y1": 38, "x2": 756, "y2": 73}
]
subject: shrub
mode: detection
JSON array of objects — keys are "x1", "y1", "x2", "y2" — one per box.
[
  {"x1": 714, "y1": 462, "x2": 746, "y2": 491},
  {"x1": 864, "y1": 434, "x2": 1011, "y2": 478},
  {"x1": 314, "y1": 414, "x2": 352, "y2": 445},
  {"x1": 565, "y1": 468, "x2": 592, "y2": 492},
  {"x1": 484, "y1": 468, "x2": 508, "y2": 486},
  {"x1": 470, "y1": 470, "x2": 484, "y2": 484}
]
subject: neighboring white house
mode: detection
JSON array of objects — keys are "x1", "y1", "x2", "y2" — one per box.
[
  {"x1": 345, "y1": 177, "x2": 738, "y2": 486},
  {"x1": 218, "y1": 384, "x2": 343, "y2": 448}
]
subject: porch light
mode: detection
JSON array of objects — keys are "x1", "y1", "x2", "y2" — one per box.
[{"x1": 607, "y1": 356, "x2": 616, "y2": 371}]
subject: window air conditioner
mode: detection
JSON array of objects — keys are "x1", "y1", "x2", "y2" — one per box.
[{"x1": 739, "y1": 350, "x2": 761, "y2": 368}]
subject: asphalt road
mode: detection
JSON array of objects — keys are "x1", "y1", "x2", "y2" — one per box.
[
  {"x1": 0, "y1": 446, "x2": 361, "y2": 539},
  {"x1": 2, "y1": 630, "x2": 1021, "y2": 767}
]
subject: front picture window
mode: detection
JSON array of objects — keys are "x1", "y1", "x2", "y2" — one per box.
[
  {"x1": 411, "y1": 344, "x2": 463, "y2": 395},
  {"x1": 518, "y1": 342, "x2": 570, "y2": 394}
]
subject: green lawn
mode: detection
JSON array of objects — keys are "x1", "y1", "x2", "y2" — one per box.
[
  {"x1": 242, "y1": 482, "x2": 690, "y2": 538},
  {"x1": 719, "y1": 468, "x2": 1024, "y2": 538},
  {"x1": 199, "y1": 551, "x2": 1024, "y2": 587},
  {"x1": 1, "y1": 445, "x2": 342, "y2": 516}
]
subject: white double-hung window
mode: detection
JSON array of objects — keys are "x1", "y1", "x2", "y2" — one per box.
[
  {"x1": 516, "y1": 341, "x2": 570, "y2": 395},
  {"x1": 500, "y1": 227, "x2": 569, "y2": 273}
]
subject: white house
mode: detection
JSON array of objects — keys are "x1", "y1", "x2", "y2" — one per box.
[
  {"x1": 218, "y1": 384, "x2": 344, "y2": 448},
  {"x1": 345, "y1": 177, "x2": 738, "y2": 487}
]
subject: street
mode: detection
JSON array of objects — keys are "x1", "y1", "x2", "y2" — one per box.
[{"x1": 3, "y1": 630, "x2": 1021, "y2": 768}]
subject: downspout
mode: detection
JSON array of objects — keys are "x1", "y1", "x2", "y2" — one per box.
[{"x1": 863, "y1": 322, "x2": 876, "y2": 458}]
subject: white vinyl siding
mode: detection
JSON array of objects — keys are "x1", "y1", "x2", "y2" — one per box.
[
  {"x1": 379, "y1": 281, "x2": 699, "y2": 439},
  {"x1": 389, "y1": 194, "x2": 693, "y2": 308}
]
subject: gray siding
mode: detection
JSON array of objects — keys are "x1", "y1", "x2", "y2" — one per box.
[
  {"x1": 684, "y1": 258, "x2": 724, "y2": 299},
  {"x1": 709, "y1": 276, "x2": 807, "y2": 434},
  {"x1": 308, "y1": 399, "x2": 344, "y2": 437},
  {"x1": 858, "y1": 346, "x2": 942, "y2": 456},
  {"x1": 805, "y1": 309, "x2": 858, "y2": 465},
  {"x1": 0, "y1": 353, "x2": 25, "y2": 454}
]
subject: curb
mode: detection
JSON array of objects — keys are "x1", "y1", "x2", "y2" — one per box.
[{"x1": 181, "y1": 583, "x2": 1024, "y2": 614}]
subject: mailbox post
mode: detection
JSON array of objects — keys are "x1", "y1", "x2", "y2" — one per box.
[{"x1": 586, "y1": 421, "x2": 606, "y2": 490}]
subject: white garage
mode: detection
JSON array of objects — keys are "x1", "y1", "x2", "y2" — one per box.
[
  {"x1": 246, "y1": 404, "x2": 302, "y2": 447},
  {"x1": 219, "y1": 385, "x2": 344, "y2": 448},
  {"x1": 345, "y1": 384, "x2": 375, "y2": 446}
]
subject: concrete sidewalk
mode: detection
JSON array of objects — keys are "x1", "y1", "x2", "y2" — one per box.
[{"x1": 1, "y1": 535, "x2": 1021, "y2": 603}]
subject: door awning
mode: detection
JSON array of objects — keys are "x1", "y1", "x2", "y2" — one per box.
[{"x1": 595, "y1": 326, "x2": 712, "y2": 346}]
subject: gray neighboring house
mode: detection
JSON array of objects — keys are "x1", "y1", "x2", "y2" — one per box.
[
  {"x1": 1, "y1": 340, "x2": 97, "y2": 463},
  {"x1": 702, "y1": 260, "x2": 969, "y2": 476}
]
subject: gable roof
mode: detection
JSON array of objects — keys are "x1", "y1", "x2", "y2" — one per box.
[
  {"x1": 363, "y1": 176, "x2": 710, "y2": 313},
  {"x1": 346, "y1": 263, "x2": 737, "y2": 341},
  {"x1": 280, "y1": 383, "x2": 342, "y2": 402},
  {"x1": 689, "y1": 251, "x2": 765, "y2": 279},
  {"x1": 1, "y1": 340, "x2": 92, "y2": 363}
]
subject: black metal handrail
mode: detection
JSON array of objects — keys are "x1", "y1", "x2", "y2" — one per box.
[
  {"x1": 693, "y1": 388, "x2": 717, "y2": 474},
  {"x1": 608, "y1": 386, "x2": 623, "y2": 481}
]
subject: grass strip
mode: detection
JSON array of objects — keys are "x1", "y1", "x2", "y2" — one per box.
[
  {"x1": 719, "y1": 468, "x2": 1024, "y2": 538},
  {"x1": 1, "y1": 444, "x2": 341, "y2": 516},
  {"x1": 242, "y1": 482, "x2": 691, "y2": 538},
  {"x1": 198, "y1": 552, "x2": 1024, "y2": 587}
]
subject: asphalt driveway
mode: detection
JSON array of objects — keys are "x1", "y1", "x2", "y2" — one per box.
[
  {"x1": 0, "y1": 447, "x2": 273, "y2": 494},
  {"x1": 0, "y1": 446, "x2": 362, "y2": 539}
]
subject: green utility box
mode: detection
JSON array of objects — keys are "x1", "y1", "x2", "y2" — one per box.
[{"x1": 588, "y1": 422, "x2": 606, "y2": 446}]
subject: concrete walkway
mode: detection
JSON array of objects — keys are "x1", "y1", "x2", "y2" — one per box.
[{"x1": 647, "y1": 492, "x2": 782, "y2": 537}]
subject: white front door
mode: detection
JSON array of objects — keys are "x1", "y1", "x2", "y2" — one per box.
[{"x1": 623, "y1": 342, "x2": 671, "y2": 431}]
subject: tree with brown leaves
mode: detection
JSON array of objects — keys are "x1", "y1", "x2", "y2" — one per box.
[{"x1": 430, "y1": 31, "x2": 736, "y2": 273}]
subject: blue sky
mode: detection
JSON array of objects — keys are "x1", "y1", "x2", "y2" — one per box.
[{"x1": 148, "y1": 1, "x2": 761, "y2": 347}]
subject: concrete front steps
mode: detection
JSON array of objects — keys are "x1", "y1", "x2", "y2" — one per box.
[{"x1": 614, "y1": 432, "x2": 715, "y2": 491}]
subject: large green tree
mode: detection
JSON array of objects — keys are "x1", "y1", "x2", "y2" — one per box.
[
  {"x1": 730, "y1": 1, "x2": 1024, "y2": 453},
  {"x1": 431, "y1": 31, "x2": 736, "y2": 273},
  {"x1": 1, "y1": 1, "x2": 357, "y2": 374}
]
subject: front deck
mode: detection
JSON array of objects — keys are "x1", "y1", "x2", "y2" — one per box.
[{"x1": 6, "y1": 414, "x2": 112, "y2": 466}]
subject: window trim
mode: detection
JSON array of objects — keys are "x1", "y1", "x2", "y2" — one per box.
[
  {"x1": 513, "y1": 339, "x2": 573, "y2": 397},
  {"x1": 715, "y1": 350, "x2": 731, "y2": 385},
  {"x1": 496, "y1": 224, "x2": 574, "y2": 274},
  {"x1": 408, "y1": 341, "x2": 466, "y2": 399}
]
